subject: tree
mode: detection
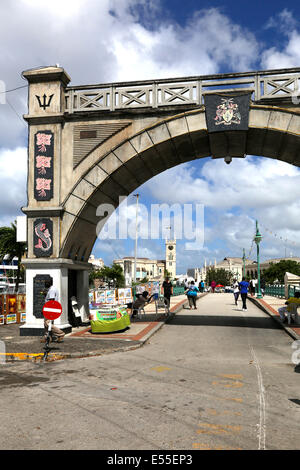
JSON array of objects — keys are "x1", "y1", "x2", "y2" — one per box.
[
  {"x1": 262, "y1": 260, "x2": 300, "y2": 284},
  {"x1": 89, "y1": 263, "x2": 125, "y2": 288},
  {"x1": 0, "y1": 222, "x2": 26, "y2": 292},
  {"x1": 205, "y1": 267, "x2": 232, "y2": 286}
]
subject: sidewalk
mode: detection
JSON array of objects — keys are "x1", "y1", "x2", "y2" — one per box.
[
  {"x1": 248, "y1": 294, "x2": 300, "y2": 341},
  {"x1": 0, "y1": 294, "x2": 191, "y2": 362}
]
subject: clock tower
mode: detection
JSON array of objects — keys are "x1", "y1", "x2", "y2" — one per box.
[{"x1": 165, "y1": 239, "x2": 176, "y2": 279}]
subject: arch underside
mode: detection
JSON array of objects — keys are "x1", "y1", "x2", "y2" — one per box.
[{"x1": 60, "y1": 107, "x2": 300, "y2": 261}]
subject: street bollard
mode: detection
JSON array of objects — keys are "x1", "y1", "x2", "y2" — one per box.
[{"x1": 0, "y1": 340, "x2": 6, "y2": 364}]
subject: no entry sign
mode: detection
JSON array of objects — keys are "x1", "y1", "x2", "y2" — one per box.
[{"x1": 42, "y1": 300, "x2": 62, "y2": 321}]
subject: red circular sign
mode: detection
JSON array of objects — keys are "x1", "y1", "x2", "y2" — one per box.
[{"x1": 42, "y1": 300, "x2": 62, "y2": 320}]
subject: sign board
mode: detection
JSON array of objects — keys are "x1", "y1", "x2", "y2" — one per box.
[{"x1": 42, "y1": 300, "x2": 62, "y2": 321}]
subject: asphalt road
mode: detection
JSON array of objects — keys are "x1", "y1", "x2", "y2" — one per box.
[{"x1": 0, "y1": 293, "x2": 299, "y2": 451}]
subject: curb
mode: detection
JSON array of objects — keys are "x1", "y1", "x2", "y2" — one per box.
[
  {"x1": 248, "y1": 296, "x2": 300, "y2": 341},
  {"x1": 2, "y1": 296, "x2": 190, "y2": 363}
]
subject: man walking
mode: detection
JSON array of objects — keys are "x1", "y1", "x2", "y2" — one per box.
[
  {"x1": 162, "y1": 277, "x2": 173, "y2": 310},
  {"x1": 239, "y1": 277, "x2": 250, "y2": 311}
]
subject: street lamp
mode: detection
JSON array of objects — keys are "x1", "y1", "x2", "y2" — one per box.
[
  {"x1": 242, "y1": 248, "x2": 246, "y2": 278},
  {"x1": 133, "y1": 194, "x2": 139, "y2": 284},
  {"x1": 253, "y1": 220, "x2": 263, "y2": 299}
]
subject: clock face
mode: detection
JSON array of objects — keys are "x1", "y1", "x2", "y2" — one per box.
[{"x1": 168, "y1": 245, "x2": 174, "y2": 251}]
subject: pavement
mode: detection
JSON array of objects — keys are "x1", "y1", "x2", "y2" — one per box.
[
  {"x1": 248, "y1": 294, "x2": 300, "y2": 341},
  {"x1": 1, "y1": 292, "x2": 298, "y2": 363},
  {"x1": 0, "y1": 294, "x2": 193, "y2": 362}
]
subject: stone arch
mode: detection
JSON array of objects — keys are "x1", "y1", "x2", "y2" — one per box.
[{"x1": 60, "y1": 106, "x2": 300, "y2": 260}]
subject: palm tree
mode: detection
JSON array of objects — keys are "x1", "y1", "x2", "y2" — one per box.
[{"x1": 0, "y1": 222, "x2": 26, "y2": 292}]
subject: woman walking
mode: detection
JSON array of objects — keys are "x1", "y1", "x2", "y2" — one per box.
[
  {"x1": 233, "y1": 279, "x2": 240, "y2": 306},
  {"x1": 185, "y1": 281, "x2": 199, "y2": 310}
]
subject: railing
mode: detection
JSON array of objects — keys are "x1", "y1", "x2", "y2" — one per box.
[
  {"x1": 288, "y1": 285, "x2": 300, "y2": 297},
  {"x1": 172, "y1": 286, "x2": 185, "y2": 296},
  {"x1": 265, "y1": 284, "x2": 285, "y2": 298},
  {"x1": 264, "y1": 284, "x2": 300, "y2": 298},
  {"x1": 65, "y1": 68, "x2": 300, "y2": 113}
]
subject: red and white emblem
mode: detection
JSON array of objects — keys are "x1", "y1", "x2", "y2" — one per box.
[{"x1": 43, "y1": 300, "x2": 62, "y2": 321}]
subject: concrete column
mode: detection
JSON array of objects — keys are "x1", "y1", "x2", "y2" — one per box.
[
  {"x1": 76, "y1": 270, "x2": 90, "y2": 322},
  {"x1": 20, "y1": 259, "x2": 91, "y2": 336},
  {"x1": 20, "y1": 264, "x2": 70, "y2": 336}
]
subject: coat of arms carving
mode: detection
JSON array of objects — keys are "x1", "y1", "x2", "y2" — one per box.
[{"x1": 214, "y1": 98, "x2": 241, "y2": 126}]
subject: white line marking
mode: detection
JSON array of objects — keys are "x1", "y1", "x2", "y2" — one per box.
[{"x1": 250, "y1": 346, "x2": 266, "y2": 450}]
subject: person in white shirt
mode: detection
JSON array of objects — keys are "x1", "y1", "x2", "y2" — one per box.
[
  {"x1": 45, "y1": 285, "x2": 59, "y2": 302},
  {"x1": 41, "y1": 280, "x2": 65, "y2": 343},
  {"x1": 233, "y1": 279, "x2": 240, "y2": 306}
]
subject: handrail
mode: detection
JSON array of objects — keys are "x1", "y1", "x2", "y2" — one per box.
[{"x1": 64, "y1": 68, "x2": 300, "y2": 113}]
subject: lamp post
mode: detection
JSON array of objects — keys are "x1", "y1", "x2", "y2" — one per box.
[
  {"x1": 242, "y1": 248, "x2": 246, "y2": 278},
  {"x1": 133, "y1": 193, "x2": 139, "y2": 284},
  {"x1": 254, "y1": 220, "x2": 263, "y2": 299}
]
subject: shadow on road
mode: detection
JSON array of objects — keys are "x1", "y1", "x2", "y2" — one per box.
[{"x1": 169, "y1": 313, "x2": 281, "y2": 329}]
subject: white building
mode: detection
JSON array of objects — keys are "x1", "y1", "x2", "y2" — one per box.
[
  {"x1": 114, "y1": 239, "x2": 177, "y2": 285},
  {"x1": 88, "y1": 254, "x2": 104, "y2": 269}
]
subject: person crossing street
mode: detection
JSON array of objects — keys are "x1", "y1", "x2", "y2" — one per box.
[{"x1": 239, "y1": 277, "x2": 250, "y2": 311}]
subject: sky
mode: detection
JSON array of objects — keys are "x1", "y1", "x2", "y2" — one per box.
[{"x1": 0, "y1": 0, "x2": 300, "y2": 274}]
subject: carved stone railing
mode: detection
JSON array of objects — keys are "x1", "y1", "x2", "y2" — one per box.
[{"x1": 65, "y1": 68, "x2": 300, "y2": 114}]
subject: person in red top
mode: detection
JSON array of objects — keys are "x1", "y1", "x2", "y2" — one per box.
[{"x1": 211, "y1": 280, "x2": 216, "y2": 293}]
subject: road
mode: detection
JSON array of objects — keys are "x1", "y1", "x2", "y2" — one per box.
[{"x1": 0, "y1": 293, "x2": 299, "y2": 450}]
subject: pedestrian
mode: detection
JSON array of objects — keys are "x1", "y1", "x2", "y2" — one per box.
[
  {"x1": 41, "y1": 280, "x2": 65, "y2": 343},
  {"x1": 127, "y1": 291, "x2": 152, "y2": 319},
  {"x1": 260, "y1": 278, "x2": 266, "y2": 296},
  {"x1": 152, "y1": 282, "x2": 159, "y2": 301},
  {"x1": 162, "y1": 277, "x2": 173, "y2": 310},
  {"x1": 239, "y1": 277, "x2": 250, "y2": 311},
  {"x1": 278, "y1": 292, "x2": 300, "y2": 323},
  {"x1": 250, "y1": 279, "x2": 256, "y2": 296},
  {"x1": 211, "y1": 280, "x2": 216, "y2": 293},
  {"x1": 185, "y1": 281, "x2": 199, "y2": 309},
  {"x1": 184, "y1": 278, "x2": 190, "y2": 289},
  {"x1": 233, "y1": 279, "x2": 240, "y2": 306},
  {"x1": 198, "y1": 279, "x2": 205, "y2": 293}
]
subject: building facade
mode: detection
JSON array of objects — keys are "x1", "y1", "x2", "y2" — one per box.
[
  {"x1": 193, "y1": 256, "x2": 300, "y2": 283},
  {"x1": 165, "y1": 239, "x2": 176, "y2": 279},
  {"x1": 88, "y1": 254, "x2": 104, "y2": 270},
  {"x1": 113, "y1": 257, "x2": 165, "y2": 286},
  {"x1": 114, "y1": 239, "x2": 177, "y2": 285}
]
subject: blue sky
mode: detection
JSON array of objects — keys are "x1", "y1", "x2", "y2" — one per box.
[{"x1": 0, "y1": 0, "x2": 300, "y2": 274}]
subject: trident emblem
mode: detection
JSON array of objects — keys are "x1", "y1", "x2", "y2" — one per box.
[{"x1": 36, "y1": 94, "x2": 54, "y2": 110}]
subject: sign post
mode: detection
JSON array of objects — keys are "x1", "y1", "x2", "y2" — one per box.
[{"x1": 42, "y1": 300, "x2": 62, "y2": 361}]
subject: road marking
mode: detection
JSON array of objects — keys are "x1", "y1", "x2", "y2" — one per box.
[
  {"x1": 212, "y1": 379, "x2": 243, "y2": 388},
  {"x1": 250, "y1": 347, "x2": 266, "y2": 450},
  {"x1": 205, "y1": 408, "x2": 242, "y2": 417},
  {"x1": 150, "y1": 366, "x2": 171, "y2": 372},
  {"x1": 196, "y1": 422, "x2": 241, "y2": 435},
  {"x1": 193, "y1": 443, "x2": 242, "y2": 450},
  {"x1": 215, "y1": 396, "x2": 243, "y2": 403}
]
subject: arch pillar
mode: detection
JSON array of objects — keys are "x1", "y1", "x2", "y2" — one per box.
[{"x1": 20, "y1": 66, "x2": 90, "y2": 335}]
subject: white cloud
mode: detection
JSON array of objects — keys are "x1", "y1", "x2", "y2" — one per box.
[
  {"x1": 0, "y1": 1, "x2": 261, "y2": 149},
  {"x1": 144, "y1": 157, "x2": 300, "y2": 208},
  {"x1": 0, "y1": 147, "x2": 27, "y2": 224},
  {"x1": 261, "y1": 9, "x2": 300, "y2": 69}
]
